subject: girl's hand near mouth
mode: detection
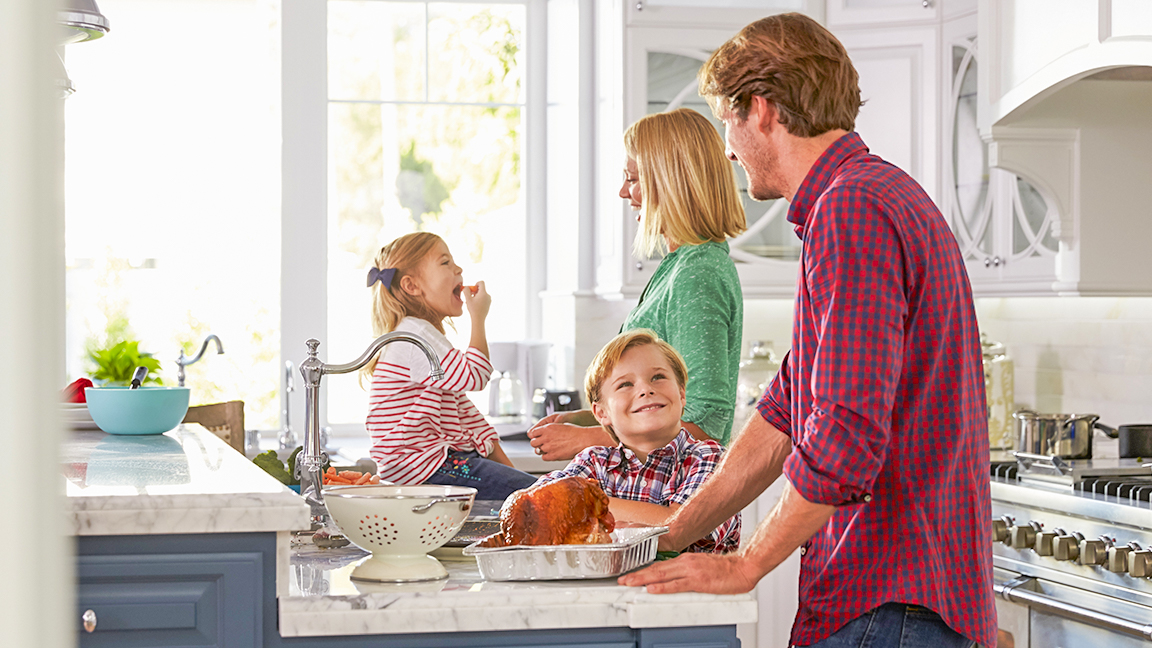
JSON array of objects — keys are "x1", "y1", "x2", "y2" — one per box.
[{"x1": 463, "y1": 281, "x2": 491, "y2": 322}]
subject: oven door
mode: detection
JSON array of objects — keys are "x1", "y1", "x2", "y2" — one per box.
[{"x1": 994, "y1": 568, "x2": 1152, "y2": 647}]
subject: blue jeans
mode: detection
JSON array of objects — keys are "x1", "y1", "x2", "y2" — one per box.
[
  {"x1": 423, "y1": 450, "x2": 538, "y2": 502},
  {"x1": 798, "y1": 603, "x2": 976, "y2": 648}
]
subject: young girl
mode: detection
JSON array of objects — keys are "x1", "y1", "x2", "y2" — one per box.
[{"x1": 363, "y1": 232, "x2": 537, "y2": 501}]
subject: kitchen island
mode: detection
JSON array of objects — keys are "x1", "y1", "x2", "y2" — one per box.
[{"x1": 65, "y1": 425, "x2": 755, "y2": 647}]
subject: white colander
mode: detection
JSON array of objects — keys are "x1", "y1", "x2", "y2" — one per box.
[{"x1": 323, "y1": 484, "x2": 476, "y2": 582}]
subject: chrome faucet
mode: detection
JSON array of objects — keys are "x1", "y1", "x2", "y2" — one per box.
[
  {"x1": 297, "y1": 332, "x2": 444, "y2": 530},
  {"x1": 176, "y1": 334, "x2": 224, "y2": 387},
  {"x1": 279, "y1": 360, "x2": 296, "y2": 451}
]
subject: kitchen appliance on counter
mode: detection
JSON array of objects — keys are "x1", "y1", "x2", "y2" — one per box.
[
  {"x1": 486, "y1": 341, "x2": 550, "y2": 435},
  {"x1": 989, "y1": 453, "x2": 1152, "y2": 647}
]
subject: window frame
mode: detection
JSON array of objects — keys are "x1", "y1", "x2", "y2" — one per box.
[{"x1": 281, "y1": 0, "x2": 546, "y2": 438}]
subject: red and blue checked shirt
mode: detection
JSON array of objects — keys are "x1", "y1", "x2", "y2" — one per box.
[
  {"x1": 367, "y1": 316, "x2": 498, "y2": 485},
  {"x1": 756, "y1": 133, "x2": 995, "y2": 647},
  {"x1": 537, "y1": 429, "x2": 741, "y2": 553}
]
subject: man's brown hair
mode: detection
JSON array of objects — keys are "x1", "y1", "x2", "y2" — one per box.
[{"x1": 698, "y1": 12, "x2": 862, "y2": 137}]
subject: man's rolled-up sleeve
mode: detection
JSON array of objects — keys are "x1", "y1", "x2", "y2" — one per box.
[
  {"x1": 783, "y1": 187, "x2": 907, "y2": 507},
  {"x1": 756, "y1": 351, "x2": 793, "y2": 437}
]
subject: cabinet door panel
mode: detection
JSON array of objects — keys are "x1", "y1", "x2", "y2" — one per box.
[{"x1": 77, "y1": 552, "x2": 262, "y2": 648}]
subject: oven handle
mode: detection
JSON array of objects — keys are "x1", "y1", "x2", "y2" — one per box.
[{"x1": 996, "y1": 576, "x2": 1152, "y2": 642}]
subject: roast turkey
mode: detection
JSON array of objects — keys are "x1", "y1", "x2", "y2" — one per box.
[{"x1": 479, "y1": 476, "x2": 616, "y2": 547}]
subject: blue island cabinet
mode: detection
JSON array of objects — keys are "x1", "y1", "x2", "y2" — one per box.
[{"x1": 77, "y1": 533, "x2": 741, "y2": 648}]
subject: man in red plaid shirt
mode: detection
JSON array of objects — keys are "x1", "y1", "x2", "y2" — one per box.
[{"x1": 620, "y1": 13, "x2": 996, "y2": 648}]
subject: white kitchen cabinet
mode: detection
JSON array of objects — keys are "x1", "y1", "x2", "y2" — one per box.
[
  {"x1": 827, "y1": 0, "x2": 976, "y2": 28},
  {"x1": 598, "y1": 12, "x2": 813, "y2": 300},
  {"x1": 834, "y1": 23, "x2": 940, "y2": 204},
  {"x1": 628, "y1": 0, "x2": 820, "y2": 28},
  {"x1": 940, "y1": 14, "x2": 1064, "y2": 294},
  {"x1": 969, "y1": 0, "x2": 1152, "y2": 295}
]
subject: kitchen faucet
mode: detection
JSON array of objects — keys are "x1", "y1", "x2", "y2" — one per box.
[
  {"x1": 176, "y1": 334, "x2": 224, "y2": 387},
  {"x1": 297, "y1": 333, "x2": 444, "y2": 530},
  {"x1": 279, "y1": 360, "x2": 296, "y2": 451}
]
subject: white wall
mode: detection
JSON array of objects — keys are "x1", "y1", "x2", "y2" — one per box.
[{"x1": 744, "y1": 295, "x2": 1152, "y2": 427}]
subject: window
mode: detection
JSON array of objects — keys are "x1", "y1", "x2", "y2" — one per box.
[
  {"x1": 323, "y1": 1, "x2": 530, "y2": 427},
  {"x1": 64, "y1": 0, "x2": 541, "y2": 438},
  {"x1": 64, "y1": 0, "x2": 282, "y2": 429}
]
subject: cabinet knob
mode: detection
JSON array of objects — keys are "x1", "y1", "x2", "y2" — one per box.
[
  {"x1": 636, "y1": 1, "x2": 643, "y2": 10},
  {"x1": 922, "y1": 0, "x2": 932, "y2": 7},
  {"x1": 1107, "y1": 546, "x2": 1133, "y2": 573},
  {"x1": 635, "y1": 261, "x2": 643, "y2": 271},
  {"x1": 82, "y1": 609, "x2": 97, "y2": 633}
]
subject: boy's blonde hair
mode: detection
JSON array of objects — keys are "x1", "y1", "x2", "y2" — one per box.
[
  {"x1": 584, "y1": 330, "x2": 689, "y2": 442},
  {"x1": 623, "y1": 108, "x2": 746, "y2": 259},
  {"x1": 361, "y1": 231, "x2": 446, "y2": 381}
]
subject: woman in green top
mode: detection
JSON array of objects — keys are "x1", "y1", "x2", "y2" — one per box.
[{"x1": 528, "y1": 108, "x2": 746, "y2": 458}]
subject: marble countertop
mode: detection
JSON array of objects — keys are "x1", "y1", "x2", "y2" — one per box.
[
  {"x1": 62, "y1": 423, "x2": 756, "y2": 636},
  {"x1": 280, "y1": 541, "x2": 757, "y2": 637},
  {"x1": 63, "y1": 424, "x2": 310, "y2": 536}
]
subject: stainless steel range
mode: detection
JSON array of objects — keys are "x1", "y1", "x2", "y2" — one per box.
[{"x1": 990, "y1": 452, "x2": 1152, "y2": 647}]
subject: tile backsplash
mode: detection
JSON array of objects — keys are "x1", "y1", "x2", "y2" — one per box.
[{"x1": 742, "y1": 297, "x2": 1152, "y2": 427}]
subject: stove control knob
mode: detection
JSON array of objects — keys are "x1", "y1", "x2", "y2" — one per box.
[
  {"x1": 1079, "y1": 539, "x2": 1107, "y2": 566},
  {"x1": 1106, "y1": 546, "x2": 1133, "y2": 573},
  {"x1": 1054, "y1": 535, "x2": 1080, "y2": 561},
  {"x1": 991, "y1": 517, "x2": 1012, "y2": 544},
  {"x1": 1034, "y1": 531, "x2": 1058, "y2": 556},
  {"x1": 1131, "y1": 550, "x2": 1152, "y2": 578},
  {"x1": 1010, "y1": 524, "x2": 1037, "y2": 550}
]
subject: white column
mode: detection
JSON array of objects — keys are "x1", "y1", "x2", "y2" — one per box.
[{"x1": 0, "y1": 0, "x2": 73, "y2": 643}]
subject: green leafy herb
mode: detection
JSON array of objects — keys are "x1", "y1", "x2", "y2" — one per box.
[
  {"x1": 86, "y1": 340, "x2": 163, "y2": 386},
  {"x1": 253, "y1": 450, "x2": 294, "y2": 485}
]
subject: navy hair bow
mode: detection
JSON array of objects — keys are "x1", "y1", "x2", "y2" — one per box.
[{"x1": 367, "y1": 267, "x2": 397, "y2": 291}]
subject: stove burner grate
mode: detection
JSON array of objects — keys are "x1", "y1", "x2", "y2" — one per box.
[{"x1": 1077, "y1": 476, "x2": 1152, "y2": 504}]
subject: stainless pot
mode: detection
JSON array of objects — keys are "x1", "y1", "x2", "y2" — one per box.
[{"x1": 1013, "y1": 410, "x2": 1117, "y2": 459}]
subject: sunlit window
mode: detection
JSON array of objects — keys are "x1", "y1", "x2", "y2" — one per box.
[
  {"x1": 325, "y1": 1, "x2": 528, "y2": 426},
  {"x1": 63, "y1": 0, "x2": 282, "y2": 429}
]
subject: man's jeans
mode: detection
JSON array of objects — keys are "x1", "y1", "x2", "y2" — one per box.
[{"x1": 798, "y1": 602, "x2": 976, "y2": 648}]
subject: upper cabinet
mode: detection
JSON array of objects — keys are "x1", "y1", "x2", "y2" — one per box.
[
  {"x1": 974, "y1": 0, "x2": 1152, "y2": 295},
  {"x1": 597, "y1": 3, "x2": 823, "y2": 300},
  {"x1": 827, "y1": 0, "x2": 975, "y2": 27}
]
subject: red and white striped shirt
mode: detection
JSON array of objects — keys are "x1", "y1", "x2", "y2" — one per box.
[{"x1": 366, "y1": 317, "x2": 498, "y2": 485}]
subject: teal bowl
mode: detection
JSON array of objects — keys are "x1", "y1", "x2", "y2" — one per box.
[{"x1": 84, "y1": 386, "x2": 191, "y2": 435}]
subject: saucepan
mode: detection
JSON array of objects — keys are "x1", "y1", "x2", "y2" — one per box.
[
  {"x1": 1012, "y1": 410, "x2": 1114, "y2": 459},
  {"x1": 1014, "y1": 410, "x2": 1152, "y2": 459}
]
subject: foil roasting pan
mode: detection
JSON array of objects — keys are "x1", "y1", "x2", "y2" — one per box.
[{"x1": 462, "y1": 526, "x2": 668, "y2": 581}]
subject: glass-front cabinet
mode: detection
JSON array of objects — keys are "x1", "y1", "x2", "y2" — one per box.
[
  {"x1": 618, "y1": 27, "x2": 801, "y2": 298},
  {"x1": 942, "y1": 21, "x2": 1062, "y2": 293}
]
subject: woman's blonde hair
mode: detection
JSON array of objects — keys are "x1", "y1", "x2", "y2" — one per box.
[
  {"x1": 623, "y1": 108, "x2": 746, "y2": 259},
  {"x1": 360, "y1": 231, "x2": 446, "y2": 382},
  {"x1": 584, "y1": 329, "x2": 688, "y2": 443}
]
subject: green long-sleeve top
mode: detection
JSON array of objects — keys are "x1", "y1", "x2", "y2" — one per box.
[{"x1": 621, "y1": 240, "x2": 743, "y2": 445}]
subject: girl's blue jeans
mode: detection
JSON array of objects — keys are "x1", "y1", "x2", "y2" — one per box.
[{"x1": 423, "y1": 450, "x2": 538, "y2": 502}]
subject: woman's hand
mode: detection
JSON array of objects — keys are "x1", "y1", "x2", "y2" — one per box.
[{"x1": 527, "y1": 412, "x2": 613, "y2": 461}]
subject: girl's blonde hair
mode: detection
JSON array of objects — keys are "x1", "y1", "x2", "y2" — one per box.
[
  {"x1": 623, "y1": 108, "x2": 746, "y2": 259},
  {"x1": 361, "y1": 231, "x2": 446, "y2": 381},
  {"x1": 584, "y1": 329, "x2": 688, "y2": 443}
]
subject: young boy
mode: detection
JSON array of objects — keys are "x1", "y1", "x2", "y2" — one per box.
[{"x1": 535, "y1": 329, "x2": 740, "y2": 553}]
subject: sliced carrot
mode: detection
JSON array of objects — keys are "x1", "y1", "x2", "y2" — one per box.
[
  {"x1": 354, "y1": 472, "x2": 371, "y2": 485},
  {"x1": 369, "y1": 475, "x2": 380, "y2": 484}
]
